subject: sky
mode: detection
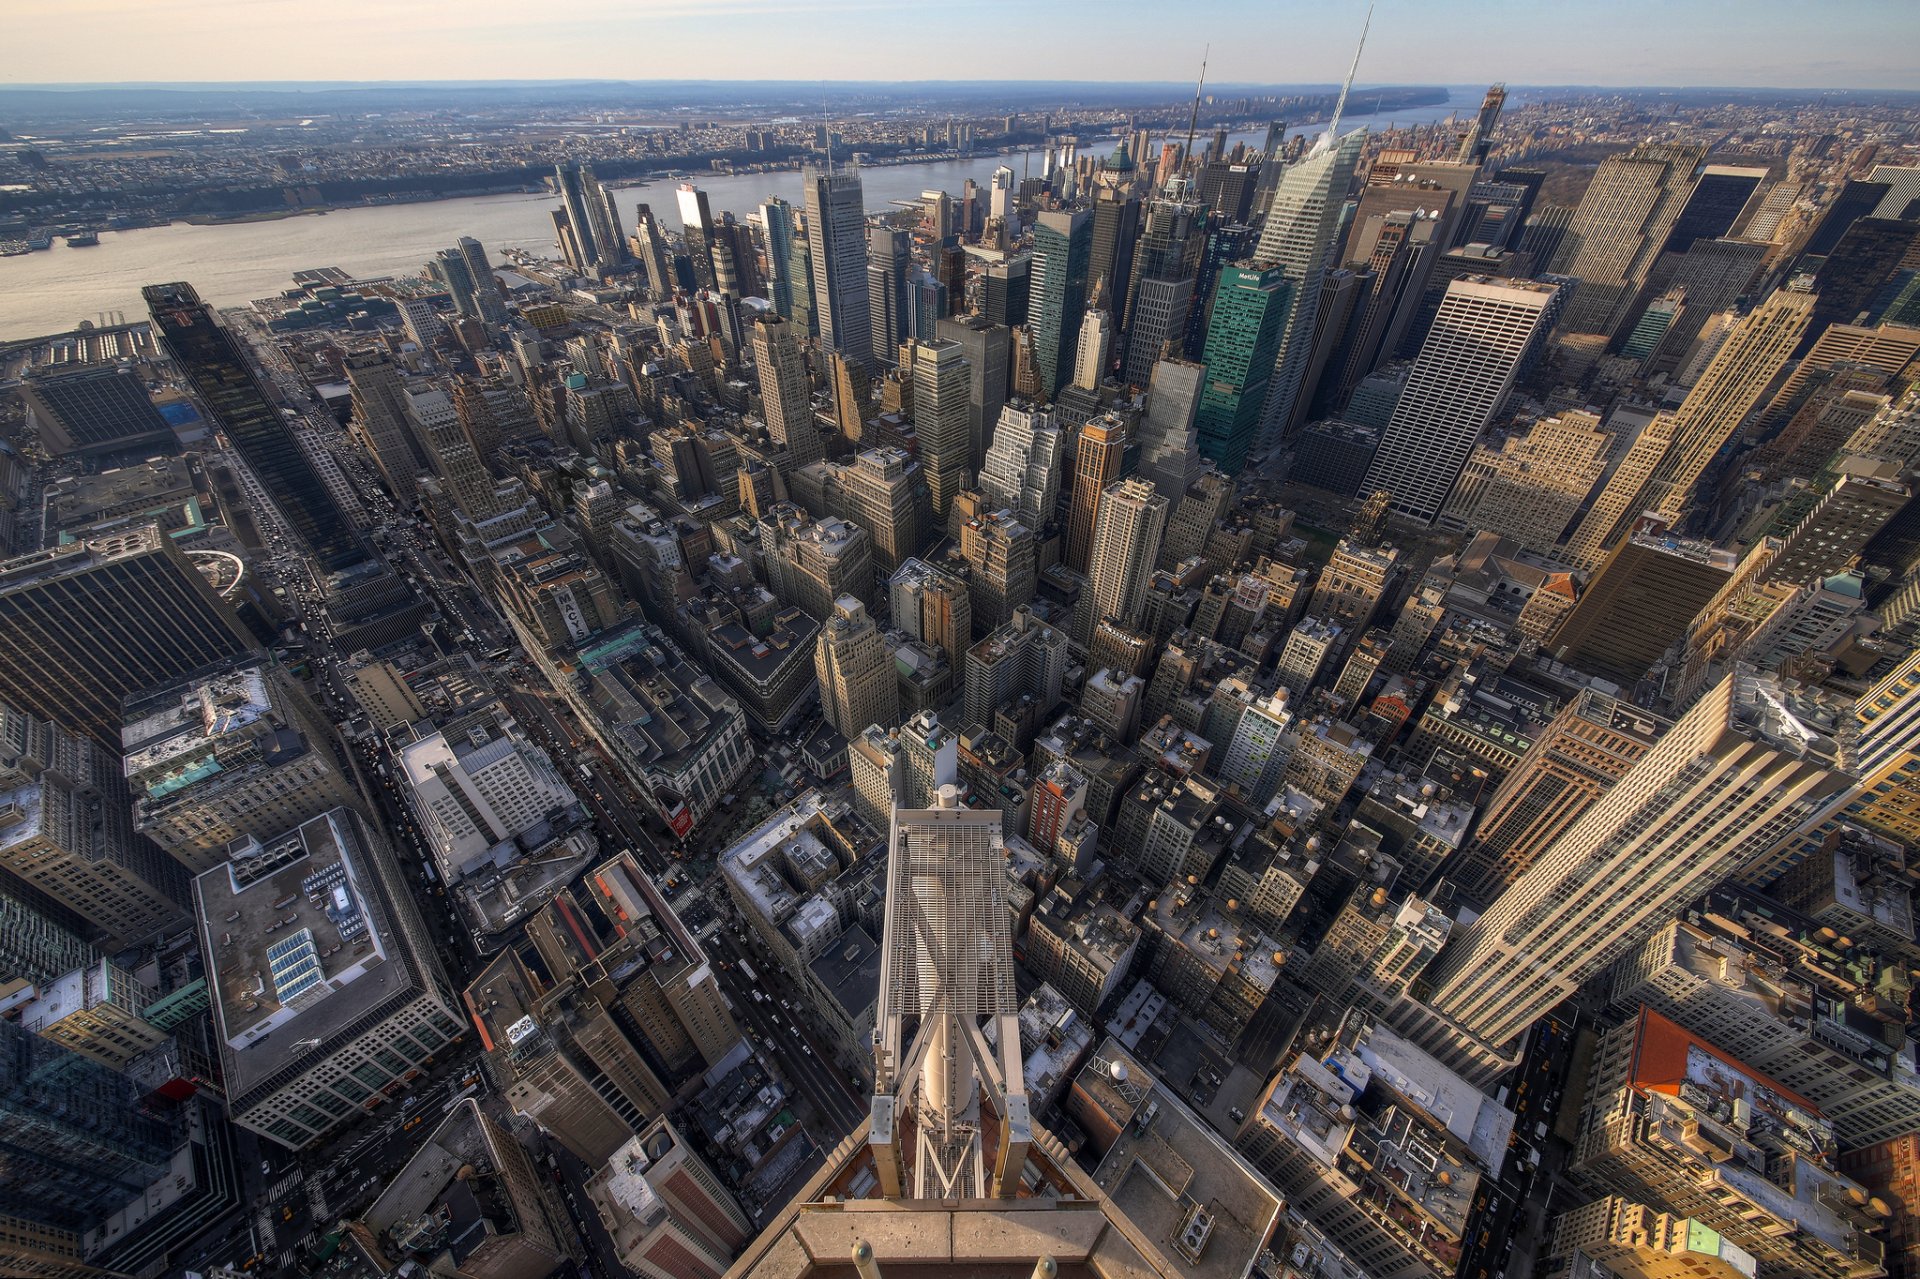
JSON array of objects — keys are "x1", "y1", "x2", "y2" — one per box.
[{"x1": 7, "y1": 0, "x2": 1917, "y2": 90}]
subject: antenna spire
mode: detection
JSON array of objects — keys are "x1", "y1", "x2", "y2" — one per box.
[
  {"x1": 1184, "y1": 45, "x2": 1209, "y2": 175},
  {"x1": 1326, "y1": 1, "x2": 1373, "y2": 144},
  {"x1": 822, "y1": 83, "x2": 833, "y2": 169}
]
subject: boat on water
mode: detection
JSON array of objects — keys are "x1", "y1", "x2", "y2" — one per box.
[
  {"x1": 63, "y1": 229, "x2": 100, "y2": 247},
  {"x1": 24, "y1": 233, "x2": 52, "y2": 251}
]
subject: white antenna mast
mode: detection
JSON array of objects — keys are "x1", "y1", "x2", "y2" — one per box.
[
  {"x1": 822, "y1": 83, "x2": 833, "y2": 169},
  {"x1": 1322, "y1": 0, "x2": 1374, "y2": 150}
]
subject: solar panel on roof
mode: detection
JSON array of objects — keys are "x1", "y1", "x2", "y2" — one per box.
[{"x1": 267, "y1": 929, "x2": 323, "y2": 1004}]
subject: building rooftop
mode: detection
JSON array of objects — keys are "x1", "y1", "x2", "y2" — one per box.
[
  {"x1": 1622, "y1": 1007, "x2": 1875, "y2": 1262},
  {"x1": 1149, "y1": 885, "x2": 1284, "y2": 993},
  {"x1": 808, "y1": 925, "x2": 881, "y2": 1029},
  {"x1": 1083, "y1": 1039, "x2": 1285, "y2": 1279},
  {"x1": 572, "y1": 622, "x2": 745, "y2": 782},
  {"x1": 721, "y1": 790, "x2": 840, "y2": 928},
  {"x1": 194, "y1": 810, "x2": 413, "y2": 1094},
  {"x1": 359, "y1": 1099, "x2": 539, "y2": 1272}
]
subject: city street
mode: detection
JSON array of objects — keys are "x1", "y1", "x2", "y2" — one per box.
[{"x1": 706, "y1": 932, "x2": 867, "y2": 1136}]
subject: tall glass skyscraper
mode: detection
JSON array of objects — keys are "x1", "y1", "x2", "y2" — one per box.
[
  {"x1": 1252, "y1": 128, "x2": 1367, "y2": 448},
  {"x1": 759, "y1": 196, "x2": 798, "y2": 320},
  {"x1": 144, "y1": 282, "x2": 367, "y2": 571},
  {"x1": 1195, "y1": 264, "x2": 1291, "y2": 474},
  {"x1": 1030, "y1": 208, "x2": 1092, "y2": 398},
  {"x1": 0, "y1": 1018, "x2": 177, "y2": 1230},
  {"x1": 804, "y1": 163, "x2": 873, "y2": 369}
]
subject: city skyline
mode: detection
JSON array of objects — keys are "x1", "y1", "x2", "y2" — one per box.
[{"x1": 6, "y1": 0, "x2": 1918, "y2": 90}]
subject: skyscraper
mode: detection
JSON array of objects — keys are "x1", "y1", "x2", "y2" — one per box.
[
  {"x1": 1424, "y1": 669, "x2": 1858, "y2": 1049},
  {"x1": 1645, "y1": 288, "x2": 1816, "y2": 522},
  {"x1": 145, "y1": 281, "x2": 367, "y2": 570},
  {"x1": 455, "y1": 235, "x2": 507, "y2": 323},
  {"x1": 1030, "y1": 208, "x2": 1092, "y2": 398},
  {"x1": 815, "y1": 596, "x2": 899, "y2": 737},
  {"x1": 1454, "y1": 83, "x2": 1506, "y2": 166},
  {"x1": 0, "y1": 701, "x2": 190, "y2": 950},
  {"x1": 675, "y1": 182, "x2": 718, "y2": 289},
  {"x1": 631, "y1": 203, "x2": 675, "y2": 302},
  {"x1": 1195, "y1": 263, "x2": 1291, "y2": 475},
  {"x1": 345, "y1": 348, "x2": 428, "y2": 498},
  {"x1": 977, "y1": 400, "x2": 1064, "y2": 530},
  {"x1": 1451, "y1": 689, "x2": 1670, "y2": 901},
  {"x1": 554, "y1": 161, "x2": 603, "y2": 271},
  {"x1": 803, "y1": 163, "x2": 872, "y2": 369},
  {"x1": 1081, "y1": 477, "x2": 1169, "y2": 642},
  {"x1": 1064, "y1": 412, "x2": 1128, "y2": 573},
  {"x1": 1252, "y1": 127, "x2": 1368, "y2": 445},
  {"x1": 1360, "y1": 276, "x2": 1561, "y2": 523},
  {"x1": 910, "y1": 338, "x2": 972, "y2": 523},
  {"x1": 867, "y1": 226, "x2": 910, "y2": 368},
  {"x1": 759, "y1": 197, "x2": 798, "y2": 319},
  {"x1": 935, "y1": 315, "x2": 1010, "y2": 473},
  {"x1": 1136, "y1": 359, "x2": 1205, "y2": 502},
  {"x1": 1549, "y1": 142, "x2": 1707, "y2": 339},
  {"x1": 1121, "y1": 180, "x2": 1207, "y2": 388},
  {"x1": 0, "y1": 1018, "x2": 177, "y2": 1231},
  {"x1": 750, "y1": 314, "x2": 820, "y2": 465},
  {"x1": 1567, "y1": 290, "x2": 1815, "y2": 568}
]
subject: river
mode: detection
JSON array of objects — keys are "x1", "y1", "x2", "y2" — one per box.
[{"x1": 0, "y1": 92, "x2": 1478, "y2": 341}]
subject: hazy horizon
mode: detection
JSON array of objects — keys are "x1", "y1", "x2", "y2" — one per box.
[{"x1": 9, "y1": 0, "x2": 1917, "y2": 92}]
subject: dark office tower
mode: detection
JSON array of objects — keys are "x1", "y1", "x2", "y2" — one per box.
[
  {"x1": 1641, "y1": 237, "x2": 1768, "y2": 377},
  {"x1": 1198, "y1": 161, "x2": 1260, "y2": 227},
  {"x1": 1807, "y1": 218, "x2": 1920, "y2": 348},
  {"x1": 868, "y1": 226, "x2": 910, "y2": 369},
  {"x1": 593, "y1": 179, "x2": 629, "y2": 268},
  {"x1": 1804, "y1": 178, "x2": 1894, "y2": 259},
  {"x1": 760, "y1": 196, "x2": 798, "y2": 319},
  {"x1": 1195, "y1": 264, "x2": 1290, "y2": 474},
  {"x1": 0, "y1": 1019, "x2": 178, "y2": 1231},
  {"x1": 143, "y1": 282, "x2": 366, "y2": 571},
  {"x1": 788, "y1": 221, "x2": 817, "y2": 336},
  {"x1": 429, "y1": 247, "x2": 482, "y2": 322},
  {"x1": 984, "y1": 254, "x2": 1031, "y2": 329},
  {"x1": 1454, "y1": 83, "x2": 1505, "y2": 166},
  {"x1": 1297, "y1": 268, "x2": 1368, "y2": 425},
  {"x1": 1320, "y1": 210, "x2": 1440, "y2": 415},
  {"x1": 455, "y1": 235, "x2": 506, "y2": 319},
  {"x1": 1553, "y1": 527, "x2": 1736, "y2": 685},
  {"x1": 937, "y1": 316, "x2": 1010, "y2": 473},
  {"x1": 0, "y1": 529, "x2": 253, "y2": 749},
  {"x1": 1031, "y1": 209, "x2": 1093, "y2": 398},
  {"x1": 1187, "y1": 219, "x2": 1256, "y2": 356},
  {"x1": 1452, "y1": 689, "x2": 1668, "y2": 902},
  {"x1": 630, "y1": 203, "x2": 675, "y2": 302},
  {"x1": 19, "y1": 364, "x2": 174, "y2": 459},
  {"x1": 675, "y1": 182, "x2": 718, "y2": 290},
  {"x1": 1121, "y1": 181, "x2": 1208, "y2": 388},
  {"x1": 1516, "y1": 204, "x2": 1574, "y2": 271},
  {"x1": 804, "y1": 163, "x2": 872, "y2": 369},
  {"x1": 1550, "y1": 142, "x2": 1706, "y2": 339},
  {"x1": 1662, "y1": 164, "x2": 1769, "y2": 255},
  {"x1": 1064, "y1": 413, "x2": 1127, "y2": 574},
  {"x1": 554, "y1": 161, "x2": 602, "y2": 270},
  {"x1": 1087, "y1": 189, "x2": 1142, "y2": 336}
]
